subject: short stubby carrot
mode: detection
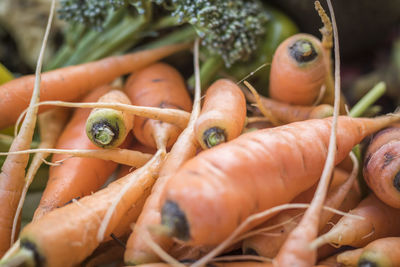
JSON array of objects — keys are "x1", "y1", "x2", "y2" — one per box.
[
  {"x1": 159, "y1": 115, "x2": 399, "y2": 246},
  {"x1": 86, "y1": 89, "x2": 134, "y2": 149},
  {"x1": 194, "y1": 79, "x2": 246, "y2": 149},
  {"x1": 33, "y1": 85, "x2": 121, "y2": 220},
  {"x1": 124, "y1": 62, "x2": 192, "y2": 149},
  {"x1": 269, "y1": 33, "x2": 327, "y2": 105},
  {"x1": 0, "y1": 42, "x2": 191, "y2": 130},
  {"x1": 363, "y1": 123, "x2": 400, "y2": 208}
]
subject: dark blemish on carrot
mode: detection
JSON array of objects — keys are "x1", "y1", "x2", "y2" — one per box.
[
  {"x1": 383, "y1": 152, "x2": 394, "y2": 168},
  {"x1": 393, "y1": 171, "x2": 400, "y2": 192},
  {"x1": 152, "y1": 78, "x2": 164, "y2": 82},
  {"x1": 161, "y1": 200, "x2": 190, "y2": 241},
  {"x1": 364, "y1": 153, "x2": 372, "y2": 168}
]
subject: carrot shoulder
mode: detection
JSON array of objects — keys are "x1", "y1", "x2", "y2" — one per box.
[
  {"x1": 0, "y1": 42, "x2": 191, "y2": 130},
  {"x1": 159, "y1": 115, "x2": 399, "y2": 246}
]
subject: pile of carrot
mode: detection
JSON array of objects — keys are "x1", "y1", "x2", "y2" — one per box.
[{"x1": 0, "y1": 1, "x2": 400, "y2": 267}]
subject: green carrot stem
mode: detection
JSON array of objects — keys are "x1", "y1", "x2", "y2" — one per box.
[
  {"x1": 187, "y1": 55, "x2": 224, "y2": 91},
  {"x1": 349, "y1": 81, "x2": 386, "y2": 118}
]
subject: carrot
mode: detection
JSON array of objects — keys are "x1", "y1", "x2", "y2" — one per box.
[
  {"x1": 357, "y1": 237, "x2": 400, "y2": 267},
  {"x1": 268, "y1": 33, "x2": 327, "y2": 105},
  {"x1": 124, "y1": 62, "x2": 192, "y2": 149},
  {"x1": 311, "y1": 193, "x2": 400, "y2": 249},
  {"x1": 363, "y1": 123, "x2": 400, "y2": 208},
  {"x1": 124, "y1": 40, "x2": 202, "y2": 265},
  {"x1": 244, "y1": 88, "x2": 333, "y2": 124},
  {"x1": 194, "y1": 79, "x2": 246, "y2": 149},
  {"x1": 0, "y1": 149, "x2": 165, "y2": 267},
  {"x1": 0, "y1": 42, "x2": 191, "y2": 130},
  {"x1": 0, "y1": 0, "x2": 55, "y2": 256},
  {"x1": 336, "y1": 248, "x2": 363, "y2": 267},
  {"x1": 11, "y1": 107, "x2": 70, "y2": 244},
  {"x1": 159, "y1": 114, "x2": 399, "y2": 247},
  {"x1": 86, "y1": 89, "x2": 134, "y2": 148},
  {"x1": 242, "y1": 167, "x2": 360, "y2": 259},
  {"x1": 32, "y1": 85, "x2": 122, "y2": 220}
]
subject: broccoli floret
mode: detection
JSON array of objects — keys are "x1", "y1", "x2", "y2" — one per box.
[
  {"x1": 58, "y1": 0, "x2": 269, "y2": 67},
  {"x1": 172, "y1": 0, "x2": 269, "y2": 66}
]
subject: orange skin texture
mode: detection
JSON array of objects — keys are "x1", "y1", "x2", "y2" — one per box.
[
  {"x1": 364, "y1": 124, "x2": 400, "y2": 208},
  {"x1": 33, "y1": 85, "x2": 119, "y2": 220},
  {"x1": 160, "y1": 115, "x2": 398, "y2": 246},
  {"x1": 194, "y1": 79, "x2": 246, "y2": 149},
  {"x1": 242, "y1": 169, "x2": 360, "y2": 259},
  {"x1": 269, "y1": 33, "x2": 327, "y2": 105},
  {"x1": 0, "y1": 42, "x2": 191, "y2": 130},
  {"x1": 319, "y1": 194, "x2": 400, "y2": 248},
  {"x1": 20, "y1": 149, "x2": 163, "y2": 267},
  {"x1": 124, "y1": 63, "x2": 192, "y2": 149},
  {"x1": 358, "y1": 237, "x2": 400, "y2": 267},
  {"x1": 125, "y1": 101, "x2": 199, "y2": 264},
  {"x1": 337, "y1": 248, "x2": 363, "y2": 266}
]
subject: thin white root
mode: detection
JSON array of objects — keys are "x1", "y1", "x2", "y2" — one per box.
[
  {"x1": 96, "y1": 149, "x2": 165, "y2": 242},
  {"x1": 243, "y1": 80, "x2": 279, "y2": 126},
  {"x1": 237, "y1": 63, "x2": 269, "y2": 85},
  {"x1": 22, "y1": 101, "x2": 191, "y2": 129},
  {"x1": 0, "y1": 148, "x2": 152, "y2": 167}
]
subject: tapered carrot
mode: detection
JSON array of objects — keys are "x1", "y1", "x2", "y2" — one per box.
[
  {"x1": 0, "y1": 42, "x2": 191, "y2": 130},
  {"x1": 363, "y1": 123, "x2": 400, "y2": 208},
  {"x1": 32, "y1": 85, "x2": 121, "y2": 220},
  {"x1": 124, "y1": 62, "x2": 192, "y2": 149},
  {"x1": 357, "y1": 237, "x2": 400, "y2": 267},
  {"x1": 0, "y1": 149, "x2": 165, "y2": 267},
  {"x1": 244, "y1": 89, "x2": 333, "y2": 124},
  {"x1": 124, "y1": 41, "x2": 202, "y2": 265},
  {"x1": 194, "y1": 79, "x2": 246, "y2": 149},
  {"x1": 159, "y1": 114, "x2": 399, "y2": 247},
  {"x1": 311, "y1": 193, "x2": 400, "y2": 249},
  {"x1": 11, "y1": 107, "x2": 70, "y2": 244},
  {"x1": 86, "y1": 89, "x2": 134, "y2": 148},
  {"x1": 268, "y1": 33, "x2": 327, "y2": 105},
  {"x1": 0, "y1": 1, "x2": 55, "y2": 256}
]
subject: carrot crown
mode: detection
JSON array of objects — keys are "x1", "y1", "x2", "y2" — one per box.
[{"x1": 289, "y1": 39, "x2": 318, "y2": 64}]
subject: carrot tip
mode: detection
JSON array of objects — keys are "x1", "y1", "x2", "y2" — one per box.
[
  {"x1": 203, "y1": 127, "x2": 226, "y2": 148},
  {"x1": 289, "y1": 39, "x2": 318, "y2": 64},
  {"x1": 161, "y1": 200, "x2": 190, "y2": 241}
]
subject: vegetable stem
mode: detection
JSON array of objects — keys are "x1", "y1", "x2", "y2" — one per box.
[{"x1": 349, "y1": 81, "x2": 386, "y2": 118}]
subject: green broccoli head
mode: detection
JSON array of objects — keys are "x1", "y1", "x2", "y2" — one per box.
[
  {"x1": 58, "y1": 0, "x2": 269, "y2": 66},
  {"x1": 172, "y1": 0, "x2": 269, "y2": 67}
]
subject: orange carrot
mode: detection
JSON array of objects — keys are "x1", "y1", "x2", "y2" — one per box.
[
  {"x1": 244, "y1": 89, "x2": 333, "y2": 124},
  {"x1": 86, "y1": 89, "x2": 134, "y2": 148},
  {"x1": 357, "y1": 237, "x2": 400, "y2": 267},
  {"x1": 0, "y1": 42, "x2": 191, "y2": 130},
  {"x1": 268, "y1": 33, "x2": 327, "y2": 105},
  {"x1": 124, "y1": 42, "x2": 202, "y2": 265},
  {"x1": 159, "y1": 115, "x2": 399, "y2": 247},
  {"x1": 2, "y1": 149, "x2": 165, "y2": 267},
  {"x1": 363, "y1": 123, "x2": 400, "y2": 208},
  {"x1": 32, "y1": 85, "x2": 122, "y2": 220},
  {"x1": 311, "y1": 193, "x2": 400, "y2": 249},
  {"x1": 0, "y1": 1, "x2": 55, "y2": 256},
  {"x1": 194, "y1": 79, "x2": 246, "y2": 149},
  {"x1": 11, "y1": 107, "x2": 70, "y2": 244},
  {"x1": 124, "y1": 62, "x2": 192, "y2": 149}
]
